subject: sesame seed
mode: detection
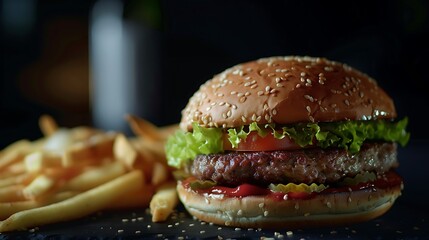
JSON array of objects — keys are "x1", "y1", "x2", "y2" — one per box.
[
  {"x1": 272, "y1": 109, "x2": 277, "y2": 115},
  {"x1": 237, "y1": 93, "x2": 244, "y2": 97},
  {"x1": 241, "y1": 116, "x2": 247, "y2": 123},
  {"x1": 306, "y1": 106, "x2": 311, "y2": 113},
  {"x1": 258, "y1": 203, "x2": 265, "y2": 208},
  {"x1": 344, "y1": 99, "x2": 350, "y2": 106},
  {"x1": 270, "y1": 89, "x2": 277, "y2": 94},
  {"x1": 265, "y1": 114, "x2": 270, "y2": 121},
  {"x1": 251, "y1": 114, "x2": 257, "y2": 121},
  {"x1": 231, "y1": 91, "x2": 237, "y2": 95},
  {"x1": 276, "y1": 83, "x2": 284, "y2": 88},
  {"x1": 257, "y1": 91, "x2": 264, "y2": 96},
  {"x1": 235, "y1": 228, "x2": 242, "y2": 231},
  {"x1": 268, "y1": 73, "x2": 276, "y2": 77},
  {"x1": 227, "y1": 110, "x2": 232, "y2": 117},
  {"x1": 245, "y1": 92, "x2": 251, "y2": 96},
  {"x1": 264, "y1": 211, "x2": 269, "y2": 216},
  {"x1": 304, "y1": 95, "x2": 314, "y2": 102},
  {"x1": 239, "y1": 96, "x2": 247, "y2": 103},
  {"x1": 244, "y1": 82, "x2": 251, "y2": 87},
  {"x1": 265, "y1": 86, "x2": 271, "y2": 92},
  {"x1": 232, "y1": 104, "x2": 237, "y2": 109},
  {"x1": 275, "y1": 77, "x2": 282, "y2": 83},
  {"x1": 250, "y1": 84, "x2": 258, "y2": 89},
  {"x1": 237, "y1": 210, "x2": 243, "y2": 216},
  {"x1": 296, "y1": 84, "x2": 301, "y2": 88},
  {"x1": 300, "y1": 77, "x2": 305, "y2": 83},
  {"x1": 300, "y1": 72, "x2": 306, "y2": 77},
  {"x1": 200, "y1": 230, "x2": 205, "y2": 234},
  {"x1": 263, "y1": 103, "x2": 269, "y2": 110},
  {"x1": 244, "y1": 76, "x2": 251, "y2": 80},
  {"x1": 324, "y1": 66, "x2": 334, "y2": 72}
]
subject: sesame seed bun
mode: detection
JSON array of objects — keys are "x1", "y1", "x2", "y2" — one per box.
[
  {"x1": 180, "y1": 56, "x2": 396, "y2": 131},
  {"x1": 177, "y1": 180, "x2": 402, "y2": 229}
]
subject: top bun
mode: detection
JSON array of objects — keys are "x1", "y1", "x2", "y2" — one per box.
[{"x1": 180, "y1": 56, "x2": 396, "y2": 131}]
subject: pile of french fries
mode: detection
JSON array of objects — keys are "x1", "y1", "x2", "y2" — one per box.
[{"x1": 0, "y1": 115, "x2": 178, "y2": 232}]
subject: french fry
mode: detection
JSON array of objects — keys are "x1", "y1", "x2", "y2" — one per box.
[
  {"x1": 0, "y1": 191, "x2": 79, "y2": 220},
  {"x1": 0, "y1": 140, "x2": 32, "y2": 158},
  {"x1": 39, "y1": 115, "x2": 58, "y2": 136},
  {"x1": 151, "y1": 162, "x2": 169, "y2": 186},
  {"x1": 0, "y1": 173, "x2": 34, "y2": 188},
  {"x1": 0, "y1": 114, "x2": 177, "y2": 231},
  {"x1": 0, "y1": 201, "x2": 38, "y2": 220},
  {"x1": 63, "y1": 133, "x2": 116, "y2": 166},
  {"x1": 150, "y1": 182, "x2": 178, "y2": 222},
  {"x1": 0, "y1": 151, "x2": 26, "y2": 172},
  {"x1": 0, "y1": 185, "x2": 25, "y2": 202},
  {"x1": 43, "y1": 129, "x2": 73, "y2": 153},
  {"x1": 113, "y1": 134, "x2": 138, "y2": 169},
  {"x1": 126, "y1": 115, "x2": 176, "y2": 142},
  {"x1": 22, "y1": 175, "x2": 55, "y2": 200},
  {"x1": 0, "y1": 170, "x2": 143, "y2": 232},
  {"x1": 62, "y1": 161, "x2": 126, "y2": 192},
  {"x1": 24, "y1": 151, "x2": 62, "y2": 173},
  {"x1": 108, "y1": 180, "x2": 154, "y2": 209}
]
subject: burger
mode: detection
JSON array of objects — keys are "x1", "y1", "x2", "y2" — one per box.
[{"x1": 166, "y1": 56, "x2": 409, "y2": 228}]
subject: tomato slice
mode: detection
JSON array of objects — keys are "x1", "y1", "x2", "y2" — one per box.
[{"x1": 223, "y1": 131, "x2": 303, "y2": 151}]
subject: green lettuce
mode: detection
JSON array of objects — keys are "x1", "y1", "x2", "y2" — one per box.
[
  {"x1": 166, "y1": 118, "x2": 410, "y2": 168},
  {"x1": 166, "y1": 122, "x2": 223, "y2": 168}
]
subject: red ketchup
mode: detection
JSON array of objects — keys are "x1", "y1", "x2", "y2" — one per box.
[{"x1": 183, "y1": 171, "x2": 402, "y2": 201}]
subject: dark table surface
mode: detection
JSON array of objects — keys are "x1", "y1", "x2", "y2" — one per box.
[{"x1": 1, "y1": 140, "x2": 428, "y2": 240}]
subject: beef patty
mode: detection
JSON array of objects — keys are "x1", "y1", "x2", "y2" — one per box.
[{"x1": 189, "y1": 142, "x2": 397, "y2": 186}]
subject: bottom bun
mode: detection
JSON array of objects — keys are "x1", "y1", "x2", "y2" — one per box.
[{"x1": 177, "y1": 181, "x2": 402, "y2": 229}]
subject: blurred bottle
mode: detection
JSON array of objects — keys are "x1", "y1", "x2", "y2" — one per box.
[{"x1": 90, "y1": 0, "x2": 163, "y2": 133}]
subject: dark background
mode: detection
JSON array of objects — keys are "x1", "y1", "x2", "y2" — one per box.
[{"x1": 1, "y1": 0, "x2": 429, "y2": 148}]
